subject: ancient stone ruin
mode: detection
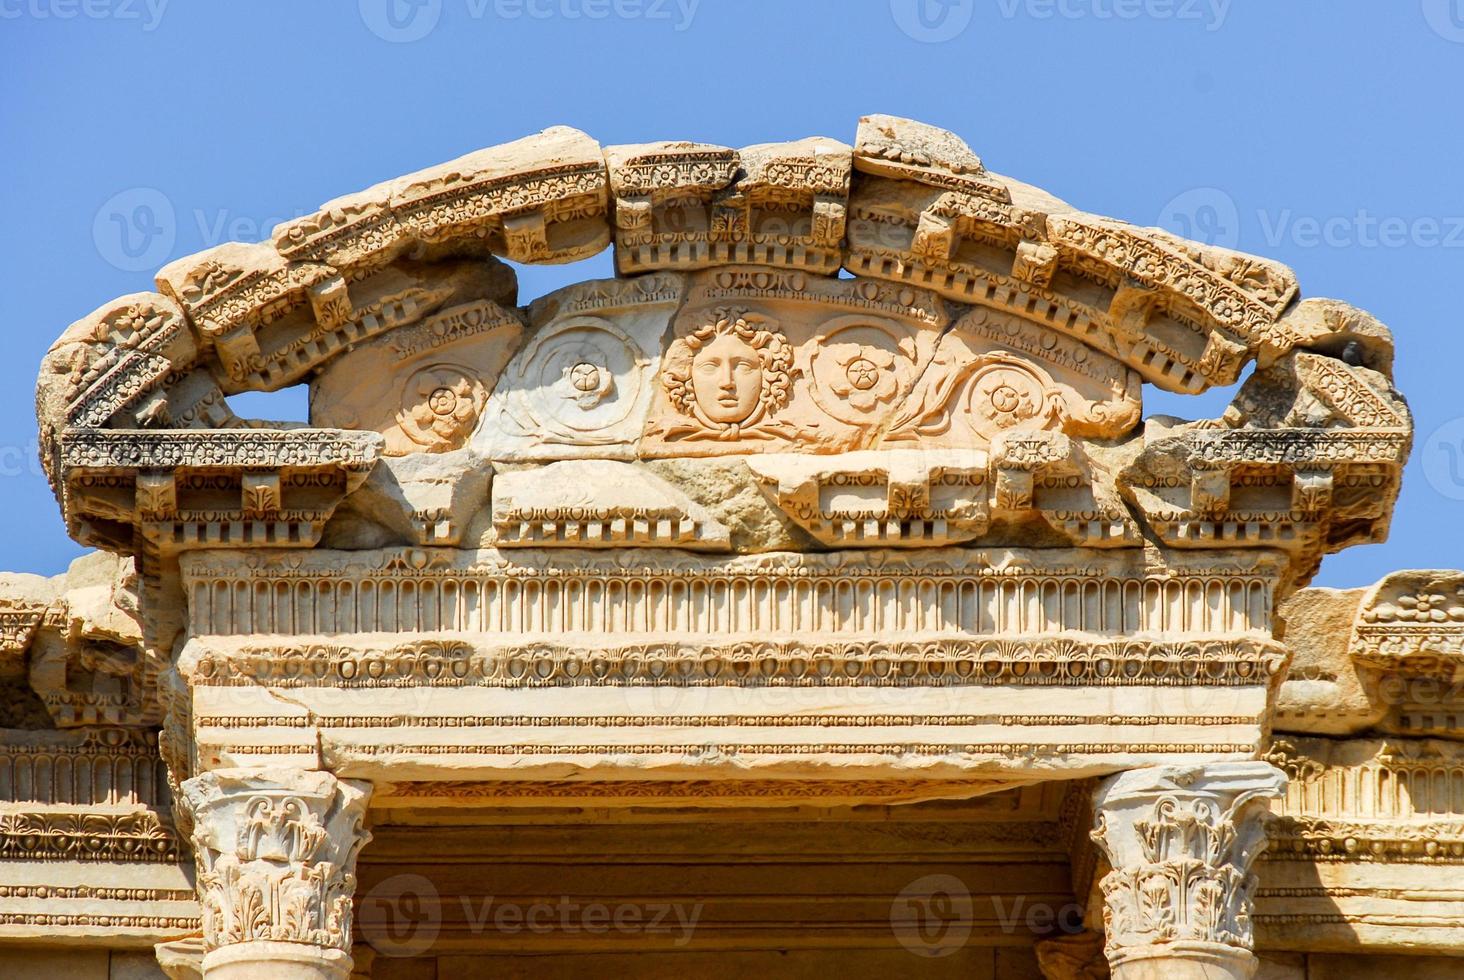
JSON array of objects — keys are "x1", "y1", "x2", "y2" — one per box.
[{"x1": 2, "y1": 115, "x2": 1455, "y2": 978}]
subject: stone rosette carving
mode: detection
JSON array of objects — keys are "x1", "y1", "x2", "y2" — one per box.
[
  {"x1": 180, "y1": 769, "x2": 370, "y2": 962},
  {"x1": 1090, "y1": 762, "x2": 1285, "y2": 977},
  {"x1": 479, "y1": 275, "x2": 682, "y2": 461},
  {"x1": 1352, "y1": 569, "x2": 1464, "y2": 671}
]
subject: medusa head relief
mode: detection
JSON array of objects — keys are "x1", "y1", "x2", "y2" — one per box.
[{"x1": 659, "y1": 307, "x2": 795, "y2": 441}]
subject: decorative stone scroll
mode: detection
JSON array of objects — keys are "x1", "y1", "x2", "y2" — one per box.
[
  {"x1": 885, "y1": 306, "x2": 1142, "y2": 445},
  {"x1": 312, "y1": 297, "x2": 525, "y2": 456},
  {"x1": 478, "y1": 274, "x2": 684, "y2": 461}
]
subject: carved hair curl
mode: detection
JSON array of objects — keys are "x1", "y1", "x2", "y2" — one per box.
[{"x1": 663, "y1": 307, "x2": 793, "y2": 423}]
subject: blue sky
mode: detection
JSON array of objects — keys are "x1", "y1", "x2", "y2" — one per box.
[{"x1": 1, "y1": 0, "x2": 1460, "y2": 584}]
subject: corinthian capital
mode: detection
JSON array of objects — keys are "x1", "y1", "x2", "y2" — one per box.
[
  {"x1": 1090, "y1": 762, "x2": 1286, "y2": 980},
  {"x1": 180, "y1": 768, "x2": 372, "y2": 977}
]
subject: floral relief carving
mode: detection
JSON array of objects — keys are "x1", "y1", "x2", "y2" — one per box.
[
  {"x1": 806, "y1": 316, "x2": 921, "y2": 425},
  {"x1": 1090, "y1": 763, "x2": 1285, "y2": 971},
  {"x1": 181, "y1": 770, "x2": 370, "y2": 956},
  {"x1": 397, "y1": 364, "x2": 486, "y2": 452}
]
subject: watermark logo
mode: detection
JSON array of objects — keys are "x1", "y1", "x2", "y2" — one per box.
[
  {"x1": 1158, "y1": 188, "x2": 1464, "y2": 252},
  {"x1": 1422, "y1": 0, "x2": 1464, "y2": 42},
  {"x1": 0, "y1": 0, "x2": 169, "y2": 30},
  {"x1": 889, "y1": 0, "x2": 974, "y2": 42},
  {"x1": 890, "y1": 873, "x2": 973, "y2": 957},
  {"x1": 92, "y1": 187, "x2": 313, "y2": 272},
  {"x1": 1157, "y1": 187, "x2": 1241, "y2": 249},
  {"x1": 1422, "y1": 417, "x2": 1464, "y2": 502},
  {"x1": 359, "y1": 0, "x2": 442, "y2": 42},
  {"x1": 93, "y1": 187, "x2": 175, "y2": 273},
  {"x1": 361, "y1": 0, "x2": 699, "y2": 41},
  {"x1": 357, "y1": 873, "x2": 703, "y2": 957},
  {"x1": 1006, "y1": 0, "x2": 1229, "y2": 29},
  {"x1": 358, "y1": 874, "x2": 442, "y2": 958}
]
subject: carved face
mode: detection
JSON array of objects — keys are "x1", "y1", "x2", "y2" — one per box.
[
  {"x1": 662, "y1": 307, "x2": 793, "y2": 433},
  {"x1": 692, "y1": 331, "x2": 763, "y2": 424}
]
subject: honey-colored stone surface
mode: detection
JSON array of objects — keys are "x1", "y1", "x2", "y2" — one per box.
[{"x1": 10, "y1": 115, "x2": 1454, "y2": 977}]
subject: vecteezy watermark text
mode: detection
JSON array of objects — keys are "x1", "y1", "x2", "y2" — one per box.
[
  {"x1": 359, "y1": 0, "x2": 699, "y2": 42},
  {"x1": 1158, "y1": 188, "x2": 1464, "y2": 252},
  {"x1": 92, "y1": 186, "x2": 310, "y2": 272},
  {"x1": 890, "y1": 873, "x2": 1086, "y2": 957},
  {"x1": 890, "y1": 0, "x2": 1230, "y2": 42},
  {"x1": 0, "y1": 0, "x2": 167, "y2": 30},
  {"x1": 358, "y1": 873, "x2": 703, "y2": 958}
]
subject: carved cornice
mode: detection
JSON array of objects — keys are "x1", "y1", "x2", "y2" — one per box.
[{"x1": 0, "y1": 806, "x2": 182, "y2": 863}]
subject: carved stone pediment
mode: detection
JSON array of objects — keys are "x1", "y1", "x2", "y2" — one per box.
[{"x1": 1352, "y1": 570, "x2": 1464, "y2": 672}]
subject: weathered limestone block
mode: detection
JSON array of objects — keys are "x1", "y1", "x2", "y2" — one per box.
[
  {"x1": 0, "y1": 728, "x2": 196, "y2": 946},
  {"x1": 1352, "y1": 569, "x2": 1464, "y2": 673},
  {"x1": 1271, "y1": 297, "x2": 1395, "y2": 379},
  {"x1": 1273, "y1": 587, "x2": 1382, "y2": 735},
  {"x1": 478, "y1": 274, "x2": 683, "y2": 461},
  {"x1": 1277, "y1": 571, "x2": 1464, "y2": 741},
  {"x1": 1120, "y1": 349, "x2": 1411, "y2": 592},
  {"x1": 311, "y1": 295, "x2": 525, "y2": 456},
  {"x1": 36, "y1": 293, "x2": 200, "y2": 442},
  {"x1": 326, "y1": 448, "x2": 493, "y2": 548},
  {"x1": 156, "y1": 242, "x2": 334, "y2": 389},
  {"x1": 180, "y1": 768, "x2": 371, "y2": 980},
  {"x1": 492, "y1": 460, "x2": 730, "y2": 550},
  {"x1": 0, "y1": 552, "x2": 148, "y2": 728},
  {"x1": 1091, "y1": 762, "x2": 1287, "y2": 980},
  {"x1": 746, "y1": 450, "x2": 989, "y2": 547},
  {"x1": 175, "y1": 545, "x2": 1287, "y2": 790},
  {"x1": 609, "y1": 136, "x2": 854, "y2": 276},
  {"x1": 55, "y1": 428, "x2": 383, "y2": 557},
  {"x1": 606, "y1": 139, "x2": 739, "y2": 273},
  {"x1": 390, "y1": 125, "x2": 609, "y2": 264},
  {"x1": 852, "y1": 113, "x2": 1009, "y2": 199}
]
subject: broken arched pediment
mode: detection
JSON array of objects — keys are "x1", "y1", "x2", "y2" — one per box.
[{"x1": 35, "y1": 115, "x2": 1406, "y2": 592}]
